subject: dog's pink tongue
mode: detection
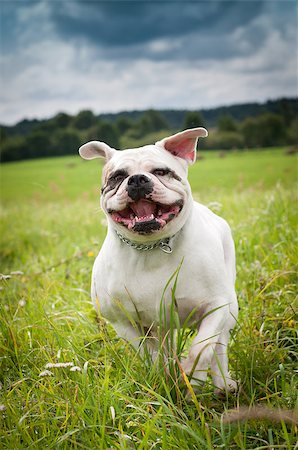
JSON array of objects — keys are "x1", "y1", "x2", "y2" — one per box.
[{"x1": 131, "y1": 199, "x2": 156, "y2": 218}]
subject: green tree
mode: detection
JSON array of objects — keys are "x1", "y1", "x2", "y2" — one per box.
[
  {"x1": 204, "y1": 131, "x2": 244, "y2": 150},
  {"x1": 0, "y1": 127, "x2": 7, "y2": 144},
  {"x1": 0, "y1": 136, "x2": 30, "y2": 162},
  {"x1": 26, "y1": 131, "x2": 54, "y2": 158},
  {"x1": 53, "y1": 112, "x2": 72, "y2": 129},
  {"x1": 137, "y1": 110, "x2": 169, "y2": 136},
  {"x1": 287, "y1": 117, "x2": 298, "y2": 144},
  {"x1": 73, "y1": 110, "x2": 96, "y2": 130},
  {"x1": 53, "y1": 129, "x2": 81, "y2": 155},
  {"x1": 183, "y1": 111, "x2": 205, "y2": 129},
  {"x1": 275, "y1": 98, "x2": 297, "y2": 124},
  {"x1": 94, "y1": 122, "x2": 120, "y2": 148},
  {"x1": 34, "y1": 120, "x2": 57, "y2": 134},
  {"x1": 241, "y1": 117, "x2": 260, "y2": 147},
  {"x1": 258, "y1": 113, "x2": 286, "y2": 146},
  {"x1": 116, "y1": 115, "x2": 134, "y2": 134},
  {"x1": 217, "y1": 115, "x2": 237, "y2": 132},
  {"x1": 242, "y1": 114, "x2": 286, "y2": 148}
]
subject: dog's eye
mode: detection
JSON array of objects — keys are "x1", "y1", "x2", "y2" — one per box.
[
  {"x1": 113, "y1": 174, "x2": 125, "y2": 182},
  {"x1": 109, "y1": 170, "x2": 128, "y2": 184},
  {"x1": 153, "y1": 168, "x2": 171, "y2": 177}
]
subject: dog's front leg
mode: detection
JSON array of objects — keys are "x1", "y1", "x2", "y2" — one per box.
[
  {"x1": 112, "y1": 321, "x2": 159, "y2": 361},
  {"x1": 181, "y1": 304, "x2": 235, "y2": 389},
  {"x1": 210, "y1": 317, "x2": 238, "y2": 392}
]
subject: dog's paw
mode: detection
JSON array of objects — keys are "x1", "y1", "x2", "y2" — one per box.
[
  {"x1": 180, "y1": 356, "x2": 194, "y2": 375},
  {"x1": 184, "y1": 381, "x2": 205, "y2": 403},
  {"x1": 214, "y1": 378, "x2": 238, "y2": 396},
  {"x1": 180, "y1": 357, "x2": 208, "y2": 383}
]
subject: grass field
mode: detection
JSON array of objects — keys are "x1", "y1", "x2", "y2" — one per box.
[{"x1": 0, "y1": 148, "x2": 297, "y2": 449}]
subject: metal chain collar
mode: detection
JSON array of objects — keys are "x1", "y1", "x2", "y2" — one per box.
[{"x1": 115, "y1": 230, "x2": 173, "y2": 253}]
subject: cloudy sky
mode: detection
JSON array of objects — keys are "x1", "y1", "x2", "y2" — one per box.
[{"x1": 0, "y1": 0, "x2": 297, "y2": 125}]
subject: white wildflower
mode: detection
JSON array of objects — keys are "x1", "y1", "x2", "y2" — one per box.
[
  {"x1": 110, "y1": 406, "x2": 116, "y2": 425},
  {"x1": 18, "y1": 299, "x2": 26, "y2": 307},
  {"x1": 0, "y1": 274, "x2": 11, "y2": 280},
  {"x1": 39, "y1": 370, "x2": 53, "y2": 377},
  {"x1": 45, "y1": 362, "x2": 74, "y2": 369},
  {"x1": 0, "y1": 404, "x2": 6, "y2": 411},
  {"x1": 70, "y1": 366, "x2": 82, "y2": 372},
  {"x1": 100, "y1": 218, "x2": 108, "y2": 227},
  {"x1": 126, "y1": 421, "x2": 138, "y2": 428},
  {"x1": 83, "y1": 361, "x2": 89, "y2": 373},
  {"x1": 207, "y1": 201, "x2": 222, "y2": 213},
  {"x1": 114, "y1": 431, "x2": 132, "y2": 440}
]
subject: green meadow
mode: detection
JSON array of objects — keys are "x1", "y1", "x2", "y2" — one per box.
[{"x1": 0, "y1": 148, "x2": 297, "y2": 449}]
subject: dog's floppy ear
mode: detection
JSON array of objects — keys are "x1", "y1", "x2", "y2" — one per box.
[
  {"x1": 79, "y1": 141, "x2": 116, "y2": 160},
  {"x1": 156, "y1": 127, "x2": 208, "y2": 164}
]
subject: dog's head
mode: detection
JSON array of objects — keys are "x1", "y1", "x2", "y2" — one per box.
[{"x1": 79, "y1": 128, "x2": 208, "y2": 241}]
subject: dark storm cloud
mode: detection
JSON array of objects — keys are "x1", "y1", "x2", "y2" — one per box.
[
  {"x1": 49, "y1": 0, "x2": 265, "y2": 59},
  {"x1": 0, "y1": 0, "x2": 296, "y2": 124},
  {"x1": 0, "y1": 1, "x2": 292, "y2": 62},
  {"x1": 1, "y1": 3, "x2": 19, "y2": 50}
]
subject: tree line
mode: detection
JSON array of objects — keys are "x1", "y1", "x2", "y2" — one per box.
[{"x1": 0, "y1": 98, "x2": 297, "y2": 162}]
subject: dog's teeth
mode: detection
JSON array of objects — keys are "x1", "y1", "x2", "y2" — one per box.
[
  {"x1": 157, "y1": 218, "x2": 166, "y2": 227},
  {"x1": 128, "y1": 217, "x2": 136, "y2": 229},
  {"x1": 133, "y1": 214, "x2": 155, "y2": 223},
  {"x1": 128, "y1": 219, "x2": 136, "y2": 229}
]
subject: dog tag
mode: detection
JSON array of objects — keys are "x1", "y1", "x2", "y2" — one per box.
[{"x1": 159, "y1": 242, "x2": 172, "y2": 253}]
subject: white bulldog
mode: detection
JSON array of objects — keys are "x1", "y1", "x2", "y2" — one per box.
[{"x1": 79, "y1": 128, "x2": 238, "y2": 391}]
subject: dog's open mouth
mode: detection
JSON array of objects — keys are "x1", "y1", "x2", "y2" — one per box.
[{"x1": 110, "y1": 199, "x2": 183, "y2": 234}]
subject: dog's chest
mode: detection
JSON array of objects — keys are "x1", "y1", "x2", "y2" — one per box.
[
  {"x1": 91, "y1": 240, "x2": 225, "y2": 328},
  {"x1": 93, "y1": 249, "x2": 178, "y2": 325}
]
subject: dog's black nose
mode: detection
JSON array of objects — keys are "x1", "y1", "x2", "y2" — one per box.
[
  {"x1": 126, "y1": 174, "x2": 153, "y2": 201},
  {"x1": 128, "y1": 174, "x2": 151, "y2": 187}
]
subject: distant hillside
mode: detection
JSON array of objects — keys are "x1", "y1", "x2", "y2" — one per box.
[
  {"x1": 2, "y1": 97, "x2": 297, "y2": 137},
  {"x1": 101, "y1": 98, "x2": 297, "y2": 130},
  {"x1": 1, "y1": 97, "x2": 297, "y2": 162}
]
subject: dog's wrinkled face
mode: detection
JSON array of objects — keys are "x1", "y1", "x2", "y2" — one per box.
[
  {"x1": 101, "y1": 147, "x2": 188, "y2": 236},
  {"x1": 79, "y1": 128, "x2": 208, "y2": 240}
]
